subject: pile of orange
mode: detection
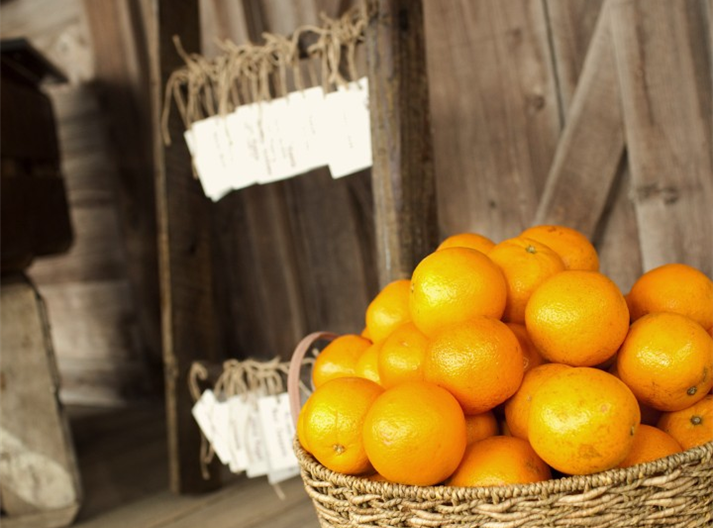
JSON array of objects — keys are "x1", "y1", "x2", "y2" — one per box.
[{"x1": 297, "y1": 225, "x2": 713, "y2": 487}]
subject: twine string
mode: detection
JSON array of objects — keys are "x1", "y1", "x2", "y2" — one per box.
[{"x1": 161, "y1": 6, "x2": 365, "y2": 144}]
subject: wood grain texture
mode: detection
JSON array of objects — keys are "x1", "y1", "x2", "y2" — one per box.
[
  {"x1": 150, "y1": 0, "x2": 222, "y2": 493},
  {"x1": 365, "y1": 0, "x2": 438, "y2": 286},
  {"x1": 544, "y1": 0, "x2": 604, "y2": 117},
  {"x1": 25, "y1": 83, "x2": 155, "y2": 405},
  {"x1": 202, "y1": 0, "x2": 377, "y2": 361},
  {"x1": 424, "y1": 0, "x2": 560, "y2": 242},
  {"x1": 0, "y1": 275, "x2": 81, "y2": 522},
  {"x1": 534, "y1": 0, "x2": 624, "y2": 236},
  {"x1": 82, "y1": 0, "x2": 162, "y2": 367},
  {"x1": 611, "y1": 0, "x2": 713, "y2": 276}
]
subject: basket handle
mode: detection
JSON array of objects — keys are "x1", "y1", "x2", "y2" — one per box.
[{"x1": 287, "y1": 331, "x2": 338, "y2": 426}]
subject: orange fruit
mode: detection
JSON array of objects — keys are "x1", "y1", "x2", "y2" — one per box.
[
  {"x1": 365, "y1": 279, "x2": 411, "y2": 343},
  {"x1": 377, "y1": 322, "x2": 428, "y2": 389},
  {"x1": 437, "y1": 232, "x2": 496, "y2": 254},
  {"x1": 299, "y1": 377, "x2": 384, "y2": 474},
  {"x1": 488, "y1": 237, "x2": 566, "y2": 323},
  {"x1": 297, "y1": 407, "x2": 311, "y2": 452},
  {"x1": 504, "y1": 363, "x2": 571, "y2": 440},
  {"x1": 525, "y1": 271, "x2": 629, "y2": 366},
  {"x1": 520, "y1": 225, "x2": 599, "y2": 271},
  {"x1": 312, "y1": 334, "x2": 372, "y2": 388},
  {"x1": 362, "y1": 381, "x2": 466, "y2": 486},
  {"x1": 355, "y1": 340, "x2": 384, "y2": 385},
  {"x1": 617, "y1": 313, "x2": 713, "y2": 411},
  {"x1": 360, "y1": 326, "x2": 372, "y2": 340},
  {"x1": 424, "y1": 316, "x2": 524, "y2": 414},
  {"x1": 409, "y1": 248, "x2": 507, "y2": 337},
  {"x1": 627, "y1": 263, "x2": 713, "y2": 333},
  {"x1": 658, "y1": 395, "x2": 713, "y2": 450},
  {"x1": 506, "y1": 322, "x2": 546, "y2": 374},
  {"x1": 447, "y1": 436, "x2": 551, "y2": 487},
  {"x1": 465, "y1": 411, "x2": 499, "y2": 445},
  {"x1": 617, "y1": 424, "x2": 682, "y2": 468},
  {"x1": 528, "y1": 367, "x2": 640, "y2": 475}
]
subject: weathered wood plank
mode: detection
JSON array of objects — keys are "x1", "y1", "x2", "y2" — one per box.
[
  {"x1": 150, "y1": 0, "x2": 222, "y2": 493},
  {"x1": 611, "y1": 0, "x2": 713, "y2": 276},
  {"x1": 424, "y1": 0, "x2": 560, "y2": 242},
  {"x1": 534, "y1": 0, "x2": 624, "y2": 236},
  {"x1": 0, "y1": 274, "x2": 81, "y2": 524},
  {"x1": 82, "y1": 0, "x2": 162, "y2": 369},
  {"x1": 366, "y1": 0, "x2": 437, "y2": 285},
  {"x1": 544, "y1": 0, "x2": 604, "y2": 117}
]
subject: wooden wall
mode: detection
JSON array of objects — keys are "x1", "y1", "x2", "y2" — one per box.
[
  {"x1": 1, "y1": 0, "x2": 160, "y2": 405},
  {"x1": 2, "y1": 0, "x2": 711, "y2": 408}
]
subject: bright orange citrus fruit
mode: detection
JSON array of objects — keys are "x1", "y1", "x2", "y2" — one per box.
[
  {"x1": 488, "y1": 237, "x2": 565, "y2": 323},
  {"x1": 437, "y1": 232, "x2": 496, "y2": 254},
  {"x1": 525, "y1": 271, "x2": 629, "y2": 366},
  {"x1": 528, "y1": 367, "x2": 640, "y2": 475},
  {"x1": 506, "y1": 322, "x2": 546, "y2": 374},
  {"x1": 465, "y1": 411, "x2": 499, "y2": 445},
  {"x1": 312, "y1": 334, "x2": 372, "y2": 388},
  {"x1": 377, "y1": 322, "x2": 428, "y2": 389},
  {"x1": 617, "y1": 424, "x2": 682, "y2": 468},
  {"x1": 409, "y1": 248, "x2": 507, "y2": 337},
  {"x1": 365, "y1": 279, "x2": 411, "y2": 343},
  {"x1": 520, "y1": 225, "x2": 599, "y2": 271},
  {"x1": 627, "y1": 263, "x2": 713, "y2": 333},
  {"x1": 355, "y1": 340, "x2": 384, "y2": 385},
  {"x1": 447, "y1": 436, "x2": 551, "y2": 487},
  {"x1": 504, "y1": 363, "x2": 571, "y2": 440},
  {"x1": 424, "y1": 316, "x2": 523, "y2": 414},
  {"x1": 657, "y1": 395, "x2": 713, "y2": 450},
  {"x1": 362, "y1": 381, "x2": 466, "y2": 486},
  {"x1": 299, "y1": 377, "x2": 384, "y2": 474},
  {"x1": 617, "y1": 312, "x2": 713, "y2": 411}
]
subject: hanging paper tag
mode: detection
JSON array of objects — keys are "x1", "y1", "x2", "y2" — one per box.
[
  {"x1": 257, "y1": 393, "x2": 299, "y2": 475},
  {"x1": 227, "y1": 103, "x2": 268, "y2": 188},
  {"x1": 190, "y1": 116, "x2": 235, "y2": 201},
  {"x1": 324, "y1": 77, "x2": 372, "y2": 179},
  {"x1": 243, "y1": 395, "x2": 270, "y2": 478},
  {"x1": 226, "y1": 395, "x2": 250, "y2": 473},
  {"x1": 286, "y1": 87, "x2": 328, "y2": 174},
  {"x1": 256, "y1": 99, "x2": 296, "y2": 184},
  {"x1": 191, "y1": 390, "x2": 232, "y2": 465}
]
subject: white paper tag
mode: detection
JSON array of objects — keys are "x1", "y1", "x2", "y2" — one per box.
[
  {"x1": 324, "y1": 77, "x2": 372, "y2": 178},
  {"x1": 243, "y1": 395, "x2": 270, "y2": 478},
  {"x1": 226, "y1": 395, "x2": 250, "y2": 473},
  {"x1": 190, "y1": 117, "x2": 235, "y2": 201},
  {"x1": 191, "y1": 390, "x2": 232, "y2": 465},
  {"x1": 226, "y1": 104, "x2": 267, "y2": 188},
  {"x1": 286, "y1": 87, "x2": 328, "y2": 174},
  {"x1": 257, "y1": 393, "x2": 299, "y2": 474},
  {"x1": 256, "y1": 99, "x2": 296, "y2": 184}
]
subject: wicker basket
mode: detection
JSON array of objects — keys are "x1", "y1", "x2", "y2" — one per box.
[{"x1": 287, "y1": 332, "x2": 713, "y2": 528}]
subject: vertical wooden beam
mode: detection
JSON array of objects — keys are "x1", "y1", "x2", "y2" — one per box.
[
  {"x1": 149, "y1": 0, "x2": 222, "y2": 493},
  {"x1": 611, "y1": 0, "x2": 713, "y2": 276},
  {"x1": 364, "y1": 0, "x2": 437, "y2": 287},
  {"x1": 82, "y1": 0, "x2": 162, "y2": 375}
]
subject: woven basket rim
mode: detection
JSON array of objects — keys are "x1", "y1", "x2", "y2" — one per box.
[{"x1": 294, "y1": 437, "x2": 713, "y2": 501}]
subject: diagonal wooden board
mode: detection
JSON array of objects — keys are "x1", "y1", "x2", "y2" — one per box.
[
  {"x1": 610, "y1": 0, "x2": 713, "y2": 277},
  {"x1": 534, "y1": 0, "x2": 624, "y2": 237}
]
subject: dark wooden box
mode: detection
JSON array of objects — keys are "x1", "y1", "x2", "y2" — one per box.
[{"x1": 1, "y1": 39, "x2": 73, "y2": 272}]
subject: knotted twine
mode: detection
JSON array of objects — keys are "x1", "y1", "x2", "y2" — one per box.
[
  {"x1": 161, "y1": 6, "x2": 366, "y2": 147},
  {"x1": 187, "y1": 356, "x2": 314, "y2": 486}
]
